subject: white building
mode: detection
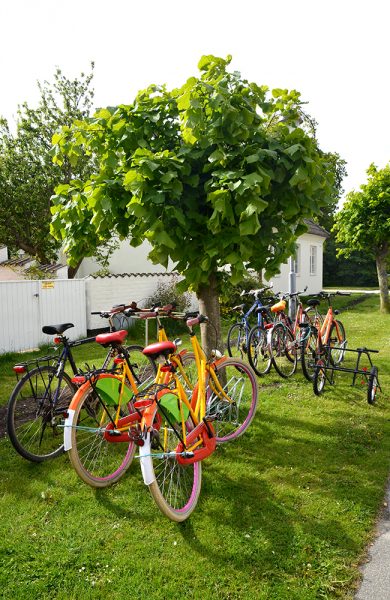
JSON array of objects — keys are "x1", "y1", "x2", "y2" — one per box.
[
  {"x1": 267, "y1": 220, "x2": 329, "y2": 294},
  {"x1": 76, "y1": 219, "x2": 329, "y2": 295}
]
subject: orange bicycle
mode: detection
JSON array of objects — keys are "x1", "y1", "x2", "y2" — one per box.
[
  {"x1": 63, "y1": 312, "x2": 258, "y2": 521},
  {"x1": 267, "y1": 288, "x2": 309, "y2": 378},
  {"x1": 300, "y1": 291, "x2": 348, "y2": 382}
]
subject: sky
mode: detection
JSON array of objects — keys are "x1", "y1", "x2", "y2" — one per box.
[{"x1": 0, "y1": 0, "x2": 389, "y2": 203}]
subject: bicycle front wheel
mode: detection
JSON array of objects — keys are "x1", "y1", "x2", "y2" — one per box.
[
  {"x1": 68, "y1": 376, "x2": 136, "y2": 487},
  {"x1": 329, "y1": 320, "x2": 347, "y2": 365},
  {"x1": 146, "y1": 407, "x2": 202, "y2": 522},
  {"x1": 7, "y1": 365, "x2": 75, "y2": 462},
  {"x1": 301, "y1": 326, "x2": 318, "y2": 382},
  {"x1": 247, "y1": 325, "x2": 272, "y2": 376},
  {"x1": 367, "y1": 366, "x2": 378, "y2": 405},
  {"x1": 206, "y1": 357, "x2": 258, "y2": 442},
  {"x1": 269, "y1": 324, "x2": 297, "y2": 378},
  {"x1": 227, "y1": 323, "x2": 247, "y2": 360},
  {"x1": 124, "y1": 344, "x2": 157, "y2": 390},
  {"x1": 313, "y1": 360, "x2": 326, "y2": 395}
]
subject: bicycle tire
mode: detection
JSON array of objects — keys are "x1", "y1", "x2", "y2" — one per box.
[
  {"x1": 206, "y1": 357, "x2": 258, "y2": 442},
  {"x1": 329, "y1": 320, "x2": 347, "y2": 365},
  {"x1": 313, "y1": 360, "x2": 326, "y2": 395},
  {"x1": 68, "y1": 375, "x2": 136, "y2": 487},
  {"x1": 145, "y1": 406, "x2": 202, "y2": 522},
  {"x1": 6, "y1": 365, "x2": 75, "y2": 462},
  {"x1": 269, "y1": 324, "x2": 297, "y2": 378},
  {"x1": 367, "y1": 366, "x2": 378, "y2": 405},
  {"x1": 247, "y1": 325, "x2": 272, "y2": 376},
  {"x1": 227, "y1": 323, "x2": 247, "y2": 361},
  {"x1": 301, "y1": 326, "x2": 318, "y2": 382},
  {"x1": 123, "y1": 344, "x2": 157, "y2": 390}
]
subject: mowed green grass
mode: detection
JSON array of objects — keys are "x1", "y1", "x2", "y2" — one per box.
[{"x1": 0, "y1": 295, "x2": 389, "y2": 599}]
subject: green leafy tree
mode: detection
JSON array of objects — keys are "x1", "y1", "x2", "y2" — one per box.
[
  {"x1": 333, "y1": 163, "x2": 390, "y2": 312},
  {"x1": 0, "y1": 66, "x2": 95, "y2": 267},
  {"x1": 51, "y1": 55, "x2": 341, "y2": 353}
]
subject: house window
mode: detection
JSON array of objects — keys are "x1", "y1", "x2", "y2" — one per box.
[
  {"x1": 310, "y1": 245, "x2": 317, "y2": 275},
  {"x1": 292, "y1": 244, "x2": 300, "y2": 274}
]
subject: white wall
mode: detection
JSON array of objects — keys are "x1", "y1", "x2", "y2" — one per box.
[
  {"x1": 0, "y1": 279, "x2": 86, "y2": 353},
  {"x1": 266, "y1": 233, "x2": 325, "y2": 295},
  {"x1": 77, "y1": 240, "x2": 174, "y2": 278},
  {"x1": 0, "y1": 246, "x2": 8, "y2": 262}
]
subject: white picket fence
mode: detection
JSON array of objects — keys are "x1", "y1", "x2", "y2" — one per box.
[{"x1": 0, "y1": 273, "x2": 196, "y2": 354}]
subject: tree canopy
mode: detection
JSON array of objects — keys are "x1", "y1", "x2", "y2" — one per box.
[
  {"x1": 0, "y1": 66, "x2": 95, "y2": 263},
  {"x1": 51, "y1": 55, "x2": 343, "y2": 351},
  {"x1": 333, "y1": 162, "x2": 390, "y2": 312}
]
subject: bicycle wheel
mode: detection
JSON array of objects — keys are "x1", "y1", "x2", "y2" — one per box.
[
  {"x1": 68, "y1": 375, "x2": 136, "y2": 487},
  {"x1": 329, "y1": 320, "x2": 347, "y2": 365},
  {"x1": 227, "y1": 323, "x2": 247, "y2": 360},
  {"x1": 313, "y1": 360, "x2": 326, "y2": 395},
  {"x1": 301, "y1": 326, "x2": 318, "y2": 382},
  {"x1": 145, "y1": 406, "x2": 202, "y2": 522},
  {"x1": 124, "y1": 345, "x2": 157, "y2": 390},
  {"x1": 269, "y1": 324, "x2": 297, "y2": 378},
  {"x1": 6, "y1": 365, "x2": 75, "y2": 462},
  {"x1": 206, "y1": 357, "x2": 258, "y2": 442},
  {"x1": 247, "y1": 325, "x2": 272, "y2": 376},
  {"x1": 367, "y1": 366, "x2": 378, "y2": 405}
]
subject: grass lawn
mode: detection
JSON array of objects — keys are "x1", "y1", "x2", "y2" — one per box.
[{"x1": 0, "y1": 295, "x2": 389, "y2": 599}]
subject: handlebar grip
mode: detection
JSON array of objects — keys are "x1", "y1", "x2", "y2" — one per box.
[{"x1": 186, "y1": 314, "x2": 208, "y2": 327}]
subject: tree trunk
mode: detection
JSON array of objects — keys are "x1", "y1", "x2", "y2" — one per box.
[
  {"x1": 67, "y1": 259, "x2": 82, "y2": 279},
  {"x1": 376, "y1": 243, "x2": 390, "y2": 313},
  {"x1": 197, "y1": 272, "x2": 224, "y2": 358}
]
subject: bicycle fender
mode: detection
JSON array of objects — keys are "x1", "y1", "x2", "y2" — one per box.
[
  {"x1": 63, "y1": 409, "x2": 75, "y2": 451},
  {"x1": 139, "y1": 435, "x2": 155, "y2": 485}
]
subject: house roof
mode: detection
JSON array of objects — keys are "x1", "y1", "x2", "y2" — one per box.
[
  {"x1": 90, "y1": 272, "x2": 179, "y2": 279},
  {"x1": 303, "y1": 219, "x2": 330, "y2": 238}
]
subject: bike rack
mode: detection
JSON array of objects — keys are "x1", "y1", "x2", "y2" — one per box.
[{"x1": 313, "y1": 345, "x2": 382, "y2": 403}]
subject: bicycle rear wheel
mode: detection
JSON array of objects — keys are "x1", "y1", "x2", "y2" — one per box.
[
  {"x1": 269, "y1": 324, "x2": 297, "y2": 378},
  {"x1": 247, "y1": 325, "x2": 272, "y2": 376},
  {"x1": 227, "y1": 323, "x2": 247, "y2": 360},
  {"x1": 206, "y1": 357, "x2": 258, "y2": 442},
  {"x1": 146, "y1": 406, "x2": 202, "y2": 522},
  {"x1": 7, "y1": 365, "x2": 75, "y2": 462},
  {"x1": 68, "y1": 376, "x2": 136, "y2": 487}
]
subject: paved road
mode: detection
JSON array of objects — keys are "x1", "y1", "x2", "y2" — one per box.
[{"x1": 355, "y1": 479, "x2": 390, "y2": 599}]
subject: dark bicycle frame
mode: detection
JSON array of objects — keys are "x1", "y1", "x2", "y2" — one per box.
[{"x1": 232, "y1": 288, "x2": 274, "y2": 350}]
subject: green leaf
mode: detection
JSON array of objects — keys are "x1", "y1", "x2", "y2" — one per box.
[
  {"x1": 239, "y1": 213, "x2": 260, "y2": 236},
  {"x1": 208, "y1": 149, "x2": 225, "y2": 163},
  {"x1": 289, "y1": 167, "x2": 308, "y2": 186},
  {"x1": 153, "y1": 230, "x2": 176, "y2": 249}
]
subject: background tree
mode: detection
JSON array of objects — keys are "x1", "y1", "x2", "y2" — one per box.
[
  {"x1": 0, "y1": 66, "x2": 95, "y2": 267},
  {"x1": 316, "y1": 153, "x2": 378, "y2": 287},
  {"x1": 51, "y1": 55, "x2": 342, "y2": 353},
  {"x1": 333, "y1": 163, "x2": 390, "y2": 312}
]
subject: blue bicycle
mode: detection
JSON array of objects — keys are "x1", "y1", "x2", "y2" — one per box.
[{"x1": 227, "y1": 287, "x2": 275, "y2": 374}]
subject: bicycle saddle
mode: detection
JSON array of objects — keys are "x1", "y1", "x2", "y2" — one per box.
[
  {"x1": 143, "y1": 341, "x2": 176, "y2": 360},
  {"x1": 95, "y1": 330, "x2": 128, "y2": 346},
  {"x1": 306, "y1": 299, "x2": 320, "y2": 307},
  {"x1": 42, "y1": 323, "x2": 74, "y2": 335},
  {"x1": 232, "y1": 304, "x2": 245, "y2": 311}
]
